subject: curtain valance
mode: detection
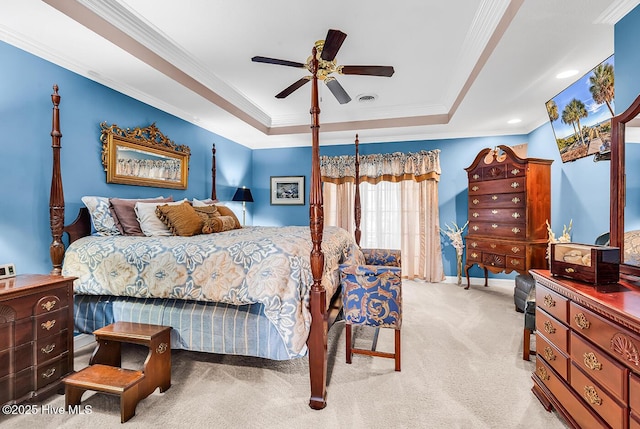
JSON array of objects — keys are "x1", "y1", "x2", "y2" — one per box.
[{"x1": 320, "y1": 149, "x2": 441, "y2": 185}]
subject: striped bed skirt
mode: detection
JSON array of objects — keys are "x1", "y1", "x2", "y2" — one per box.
[{"x1": 74, "y1": 295, "x2": 295, "y2": 360}]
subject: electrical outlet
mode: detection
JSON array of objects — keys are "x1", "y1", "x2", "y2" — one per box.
[{"x1": 0, "y1": 263, "x2": 16, "y2": 279}]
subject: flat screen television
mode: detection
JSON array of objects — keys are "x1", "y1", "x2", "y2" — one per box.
[{"x1": 545, "y1": 54, "x2": 614, "y2": 163}]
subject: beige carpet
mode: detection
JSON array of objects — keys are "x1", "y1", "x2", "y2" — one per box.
[{"x1": 1, "y1": 280, "x2": 568, "y2": 429}]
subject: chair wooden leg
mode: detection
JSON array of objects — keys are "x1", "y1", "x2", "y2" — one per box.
[
  {"x1": 345, "y1": 323, "x2": 352, "y2": 364},
  {"x1": 394, "y1": 329, "x2": 401, "y2": 372},
  {"x1": 523, "y1": 328, "x2": 531, "y2": 361}
]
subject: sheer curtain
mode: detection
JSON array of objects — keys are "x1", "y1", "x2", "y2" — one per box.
[{"x1": 321, "y1": 150, "x2": 444, "y2": 282}]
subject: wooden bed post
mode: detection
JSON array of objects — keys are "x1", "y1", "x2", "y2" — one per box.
[
  {"x1": 211, "y1": 143, "x2": 217, "y2": 201},
  {"x1": 354, "y1": 134, "x2": 361, "y2": 247},
  {"x1": 308, "y1": 46, "x2": 327, "y2": 410},
  {"x1": 49, "y1": 85, "x2": 65, "y2": 275}
]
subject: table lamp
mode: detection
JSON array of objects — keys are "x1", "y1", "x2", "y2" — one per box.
[{"x1": 232, "y1": 186, "x2": 253, "y2": 226}]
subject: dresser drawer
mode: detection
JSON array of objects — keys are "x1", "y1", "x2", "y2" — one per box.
[
  {"x1": 632, "y1": 412, "x2": 640, "y2": 429},
  {"x1": 34, "y1": 307, "x2": 67, "y2": 338},
  {"x1": 569, "y1": 302, "x2": 640, "y2": 370},
  {"x1": 14, "y1": 367, "x2": 34, "y2": 400},
  {"x1": 537, "y1": 332, "x2": 569, "y2": 379},
  {"x1": 14, "y1": 342, "x2": 34, "y2": 373},
  {"x1": 0, "y1": 374, "x2": 10, "y2": 405},
  {"x1": 536, "y1": 308, "x2": 569, "y2": 352},
  {"x1": 535, "y1": 358, "x2": 606, "y2": 429},
  {"x1": 468, "y1": 208, "x2": 526, "y2": 223},
  {"x1": 571, "y1": 331, "x2": 627, "y2": 402},
  {"x1": 570, "y1": 362, "x2": 627, "y2": 429},
  {"x1": 7, "y1": 286, "x2": 70, "y2": 319},
  {"x1": 469, "y1": 192, "x2": 526, "y2": 209},
  {"x1": 468, "y1": 163, "x2": 526, "y2": 182},
  {"x1": 36, "y1": 354, "x2": 68, "y2": 390},
  {"x1": 468, "y1": 221, "x2": 526, "y2": 238},
  {"x1": 631, "y1": 372, "x2": 640, "y2": 411},
  {"x1": 536, "y1": 284, "x2": 568, "y2": 323},
  {"x1": 468, "y1": 177, "x2": 525, "y2": 195},
  {"x1": 36, "y1": 329, "x2": 68, "y2": 364},
  {"x1": 467, "y1": 240, "x2": 525, "y2": 255}
]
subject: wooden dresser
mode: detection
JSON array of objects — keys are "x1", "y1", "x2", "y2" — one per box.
[
  {"x1": 0, "y1": 274, "x2": 75, "y2": 405},
  {"x1": 530, "y1": 269, "x2": 640, "y2": 429},
  {"x1": 464, "y1": 146, "x2": 552, "y2": 289}
]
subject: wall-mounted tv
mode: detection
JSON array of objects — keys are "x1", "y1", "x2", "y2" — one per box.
[{"x1": 545, "y1": 55, "x2": 614, "y2": 163}]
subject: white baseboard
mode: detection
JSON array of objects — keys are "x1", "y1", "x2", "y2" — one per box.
[{"x1": 74, "y1": 333, "x2": 96, "y2": 350}]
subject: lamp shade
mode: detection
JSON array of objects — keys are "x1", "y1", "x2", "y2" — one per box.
[{"x1": 232, "y1": 187, "x2": 253, "y2": 203}]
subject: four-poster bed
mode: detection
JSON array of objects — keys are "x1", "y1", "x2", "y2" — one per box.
[{"x1": 47, "y1": 49, "x2": 363, "y2": 411}]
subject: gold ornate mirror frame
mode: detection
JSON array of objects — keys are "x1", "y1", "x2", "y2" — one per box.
[{"x1": 100, "y1": 122, "x2": 190, "y2": 190}]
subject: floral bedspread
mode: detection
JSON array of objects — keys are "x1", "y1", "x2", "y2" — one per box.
[{"x1": 62, "y1": 226, "x2": 354, "y2": 358}]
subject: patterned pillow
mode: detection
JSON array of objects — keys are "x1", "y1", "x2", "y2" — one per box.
[
  {"x1": 193, "y1": 205, "x2": 220, "y2": 223},
  {"x1": 343, "y1": 243, "x2": 366, "y2": 266},
  {"x1": 135, "y1": 199, "x2": 188, "y2": 236},
  {"x1": 155, "y1": 202, "x2": 203, "y2": 237},
  {"x1": 81, "y1": 196, "x2": 120, "y2": 236},
  {"x1": 202, "y1": 215, "x2": 237, "y2": 234},
  {"x1": 215, "y1": 205, "x2": 242, "y2": 229}
]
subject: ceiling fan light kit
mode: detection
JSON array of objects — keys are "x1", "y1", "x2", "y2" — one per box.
[{"x1": 252, "y1": 29, "x2": 394, "y2": 105}]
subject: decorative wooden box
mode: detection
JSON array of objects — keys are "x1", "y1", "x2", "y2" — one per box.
[{"x1": 550, "y1": 243, "x2": 620, "y2": 284}]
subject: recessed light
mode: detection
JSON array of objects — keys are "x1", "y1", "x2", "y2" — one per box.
[
  {"x1": 556, "y1": 70, "x2": 579, "y2": 79},
  {"x1": 507, "y1": 118, "x2": 522, "y2": 124}
]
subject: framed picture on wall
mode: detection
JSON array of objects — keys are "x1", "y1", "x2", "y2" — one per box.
[{"x1": 270, "y1": 176, "x2": 305, "y2": 205}]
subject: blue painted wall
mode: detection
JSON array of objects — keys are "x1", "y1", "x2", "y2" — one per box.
[
  {"x1": 2, "y1": 3, "x2": 638, "y2": 279},
  {"x1": 0, "y1": 41, "x2": 252, "y2": 275}
]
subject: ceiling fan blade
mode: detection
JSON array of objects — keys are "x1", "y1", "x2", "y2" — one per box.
[
  {"x1": 325, "y1": 78, "x2": 351, "y2": 104},
  {"x1": 252, "y1": 56, "x2": 305, "y2": 68},
  {"x1": 320, "y1": 29, "x2": 347, "y2": 62},
  {"x1": 276, "y1": 78, "x2": 310, "y2": 99},
  {"x1": 340, "y1": 65, "x2": 395, "y2": 77}
]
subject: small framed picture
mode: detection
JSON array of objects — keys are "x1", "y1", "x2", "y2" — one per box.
[{"x1": 270, "y1": 176, "x2": 305, "y2": 205}]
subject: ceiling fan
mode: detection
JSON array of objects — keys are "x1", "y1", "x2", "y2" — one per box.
[{"x1": 251, "y1": 29, "x2": 394, "y2": 104}]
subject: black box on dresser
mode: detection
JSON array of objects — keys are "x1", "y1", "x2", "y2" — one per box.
[{"x1": 550, "y1": 243, "x2": 620, "y2": 284}]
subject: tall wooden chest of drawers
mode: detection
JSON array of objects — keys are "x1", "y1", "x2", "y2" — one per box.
[
  {"x1": 530, "y1": 269, "x2": 640, "y2": 429},
  {"x1": 0, "y1": 274, "x2": 75, "y2": 405},
  {"x1": 464, "y1": 145, "x2": 552, "y2": 289}
]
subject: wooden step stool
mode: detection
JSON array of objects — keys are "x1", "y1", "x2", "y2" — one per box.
[{"x1": 63, "y1": 322, "x2": 172, "y2": 423}]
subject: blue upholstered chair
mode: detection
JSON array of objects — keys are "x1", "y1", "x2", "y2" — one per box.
[{"x1": 339, "y1": 245, "x2": 402, "y2": 371}]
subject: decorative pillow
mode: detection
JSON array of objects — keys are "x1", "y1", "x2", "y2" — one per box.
[
  {"x1": 343, "y1": 243, "x2": 366, "y2": 266},
  {"x1": 81, "y1": 196, "x2": 120, "y2": 236},
  {"x1": 135, "y1": 199, "x2": 187, "y2": 237},
  {"x1": 109, "y1": 196, "x2": 172, "y2": 236},
  {"x1": 193, "y1": 205, "x2": 220, "y2": 222},
  {"x1": 156, "y1": 202, "x2": 203, "y2": 237},
  {"x1": 192, "y1": 198, "x2": 219, "y2": 207},
  {"x1": 215, "y1": 205, "x2": 242, "y2": 229},
  {"x1": 202, "y1": 216, "x2": 237, "y2": 234}
]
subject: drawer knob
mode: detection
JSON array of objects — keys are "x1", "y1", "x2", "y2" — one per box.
[
  {"x1": 511, "y1": 182, "x2": 519, "y2": 188},
  {"x1": 511, "y1": 168, "x2": 521, "y2": 175},
  {"x1": 473, "y1": 174, "x2": 480, "y2": 180},
  {"x1": 543, "y1": 347, "x2": 556, "y2": 361},
  {"x1": 473, "y1": 226, "x2": 479, "y2": 231},
  {"x1": 42, "y1": 300, "x2": 57, "y2": 312},
  {"x1": 511, "y1": 247, "x2": 520, "y2": 253},
  {"x1": 543, "y1": 294, "x2": 556, "y2": 308},
  {"x1": 157, "y1": 342, "x2": 169, "y2": 354},
  {"x1": 491, "y1": 210, "x2": 498, "y2": 214},
  {"x1": 473, "y1": 212, "x2": 479, "y2": 218},
  {"x1": 41, "y1": 344, "x2": 56, "y2": 354},
  {"x1": 492, "y1": 195, "x2": 498, "y2": 200},
  {"x1": 41, "y1": 320, "x2": 56, "y2": 331},
  {"x1": 565, "y1": 267, "x2": 576, "y2": 273},
  {"x1": 471, "y1": 242, "x2": 478, "y2": 248},
  {"x1": 472, "y1": 186, "x2": 479, "y2": 192},
  {"x1": 583, "y1": 386, "x2": 602, "y2": 406},
  {"x1": 511, "y1": 227, "x2": 521, "y2": 234},
  {"x1": 512, "y1": 197, "x2": 520, "y2": 204},
  {"x1": 544, "y1": 321, "x2": 556, "y2": 335},
  {"x1": 511, "y1": 212, "x2": 520, "y2": 219},
  {"x1": 583, "y1": 352, "x2": 602, "y2": 371},
  {"x1": 472, "y1": 199, "x2": 479, "y2": 205},
  {"x1": 574, "y1": 313, "x2": 591, "y2": 330},
  {"x1": 471, "y1": 252, "x2": 478, "y2": 258},
  {"x1": 490, "y1": 244, "x2": 497, "y2": 249},
  {"x1": 536, "y1": 366, "x2": 549, "y2": 381},
  {"x1": 492, "y1": 224, "x2": 498, "y2": 229},
  {"x1": 42, "y1": 368, "x2": 56, "y2": 379},
  {"x1": 510, "y1": 259, "x2": 520, "y2": 266}
]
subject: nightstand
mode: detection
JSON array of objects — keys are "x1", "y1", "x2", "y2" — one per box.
[{"x1": 0, "y1": 274, "x2": 75, "y2": 405}]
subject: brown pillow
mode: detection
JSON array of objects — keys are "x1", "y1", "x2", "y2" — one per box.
[
  {"x1": 215, "y1": 205, "x2": 242, "y2": 229},
  {"x1": 193, "y1": 205, "x2": 220, "y2": 224},
  {"x1": 156, "y1": 202, "x2": 203, "y2": 237},
  {"x1": 202, "y1": 216, "x2": 237, "y2": 234},
  {"x1": 109, "y1": 197, "x2": 173, "y2": 236}
]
